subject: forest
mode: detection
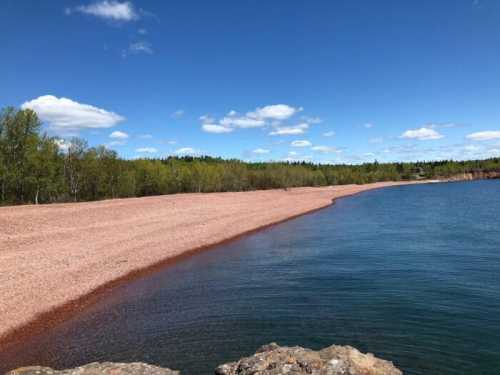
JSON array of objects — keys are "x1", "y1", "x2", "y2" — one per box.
[{"x1": 1, "y1": 107, "x2": 499, "y2": 205}]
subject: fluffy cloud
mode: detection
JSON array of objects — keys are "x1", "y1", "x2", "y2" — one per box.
[
  {"x1": 73, "y1": 1, "x2": 138, "y2": 21},
  {"x1": 176, "y1": 147, "x2": 198, "y2": 155},
  {"x1": 323, "y1": 131, "x2": 335, "y2": 137},
  {"x1": 109, "y1": 130, "x2": 129, "y2": 139},
  {"x1": 269, "y1": 123, "x2": 309, "y2": 136},
  {"x1": 364, "y1": 123, "x2": 374, "y2": 129},
  {"x1": 202, "y1": 124, "x2": 233, "y2": 133},
  {"x1": 291, "y1": 140, "x2": 312, "y2": 147},
  {"x1": 400, "y1": 127, "x2": 443, "y2": 140},
  {"x1": 136, "y1": 147, "x2": 157, "y2": 153},
  {"x1": 248, "y1": 104, "x2": 300, "y2": 120},
  {"x1": 21, "y1": 95, "x2": 124, "y2": 133},
  {"x1": 199, "y1": 104, "x2": 307, "y2": 134},
  {"x1": 466, "y1": 131, "x2": 500, "y2": 141},
  {"x1": 252, "y1": 148, "x2": 270, "y2": 154}
]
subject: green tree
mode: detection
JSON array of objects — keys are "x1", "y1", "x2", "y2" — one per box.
[
  {"x1": 64, "y1": 138, "x2": 88, "y2": 201},
  {"x1": 0, "y1": 107, "x2": 41, "y2": 203}
]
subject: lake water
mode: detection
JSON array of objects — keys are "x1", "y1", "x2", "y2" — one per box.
[{"x1": 1, "y1": 180, "x2": 500, "y2": 374}]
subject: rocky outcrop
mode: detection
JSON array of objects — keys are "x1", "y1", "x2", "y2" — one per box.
[
  {"x1": 6, "y1": 344, "x2": 402, "y2": 375},
  {"x1": 6, "y1": 362, "x2": 180, "y2": 375},
  {"x1": 216, "y1": 343, "x2": 402, "y2": 375},
  {"x1": 444, "y1": 170, "x2": 500, "y2": 181}
]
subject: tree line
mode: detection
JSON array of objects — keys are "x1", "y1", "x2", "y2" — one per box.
[{"x1": 1, "y1": 107, "x2": 499, "y2": 205}]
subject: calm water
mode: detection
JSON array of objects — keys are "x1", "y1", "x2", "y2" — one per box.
[{"x1": 1, "y1": 180, "x2": 500, "y2": 374}]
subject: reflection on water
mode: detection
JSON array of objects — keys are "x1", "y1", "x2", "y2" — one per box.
[{"x1": 1, "y1": 180, "x2": 500, "y2": 375}]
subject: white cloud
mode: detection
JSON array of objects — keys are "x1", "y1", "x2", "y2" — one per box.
[
  {"x1": 202, "y1": 124, "x2": 233, "y2": 133},
  {"x1": 136, "y1": 147, "x2": 157, "y2": 153},
  {"x1": 311, "y1": 145, "x2": 339, "y2": 153},
  {"x1": 199, "y1": 115, "x2": 215, "y2": 123},
  {"x1": 323, "y1": 131, "x2": 335, "y2": 137},
  {"x1": 248, "y1": 104, "x2": 300, "y2": 120},
  {"x1": 199, "y1": 104, "x2": 311, "y2": 134},
  {"x1": 54, "y1": 139, "x2": 72, "y2": 152},
  {"x1": 220, "y1": 116, "x2": 265, "y2": 128},
  {"x1": 283, "y1": 154, "x2": 312, "y2": 162},
  {"x1": 171, "y1": 109, "x2": 184, "y2": 118},
  {"x1": 74, "y1": 1, "x2": 138, "y2": 21},
  {"x1": 291, "y1": 140, "x2": 312, "y2": 147},
  {"x1": 400, "y1": 127, "x2": 443, "y2": 140},
  {"x1": 175, "y1": 147, "x2": 198, "y2": 155},
  {"x1": 125, "y1": 41, "x2": 153, "y2": 56},
  {"x1": 21, "y1": 95, "x2": 124, "y2": 133},
  {"x1": 466, "y1": 131, "x2": 500, "y2": 141},
  {"x1": 252, "y1": 148, "x2": 270, "y2": 154},
  {"x1": 109, "y1": 130, "x2": 129, "y2": 139},
  {"x1": 364, "y1": 123, "x2": 374, "y2": 129},
  {"x1": 269, "y1": 123, "x2": 309, "y2": 136}
]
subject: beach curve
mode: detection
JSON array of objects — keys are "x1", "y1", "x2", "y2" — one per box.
[{"x1": 0, "y1": 181, "x2": 433, "y2": 348}]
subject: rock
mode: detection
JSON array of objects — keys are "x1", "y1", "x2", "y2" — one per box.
[
  {"x1": 6, "y1": 344, "x2": 402, "y2": 375},
  {"x1": 215, "y1": 343, "x2": 402, "y2": 375},
  {"x1": 5, "y1": 362, "x2": 179, "y2": 375}
]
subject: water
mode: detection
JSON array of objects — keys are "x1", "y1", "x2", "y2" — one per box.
[{"x1": 1, "y1": 180, "x2": 500, "y2": 374}]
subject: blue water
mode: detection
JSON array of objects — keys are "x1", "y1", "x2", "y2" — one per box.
[{"x1": 1, "y1": 180, "x2": 500, "y2": 374}]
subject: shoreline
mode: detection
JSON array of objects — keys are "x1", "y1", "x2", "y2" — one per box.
[{"x1": 0, "y1": 181, "x2": 436, "y2": 351}]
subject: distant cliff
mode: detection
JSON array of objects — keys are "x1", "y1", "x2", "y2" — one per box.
[
  {"x1": 443, "y1": 170, "x2": 500, "y2": 181},
  {"x1": 6, "y1": 343, "x2": 402, "y2": 375}
]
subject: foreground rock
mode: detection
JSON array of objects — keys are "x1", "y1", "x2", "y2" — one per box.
[
  {"x1": 6, "y1": 362, "x2": 179, "y2": 375},
  {"x1": 216, "y1": 343, "x2": 402, "y2": 375},
  {"x1": 6, "y1": 343, "x2": 402, "y2": 375}
]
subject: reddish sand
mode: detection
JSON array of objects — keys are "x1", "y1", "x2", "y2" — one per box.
[{"x1": 0, "y1": 181, "x2": 432, "y2": 343}]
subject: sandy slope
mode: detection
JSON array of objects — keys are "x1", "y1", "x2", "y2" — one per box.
[{"x1": 0, "y1": 181, "x2": 430, "y2": 341}]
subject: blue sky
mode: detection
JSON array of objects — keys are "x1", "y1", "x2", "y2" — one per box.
[{"x1": 2, "y1": 0, "x2": 500, "y2": 163}]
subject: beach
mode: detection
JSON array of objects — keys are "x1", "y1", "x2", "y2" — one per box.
[{"x1": 0, "y1": 181, "x2": 429, "y2": 345}]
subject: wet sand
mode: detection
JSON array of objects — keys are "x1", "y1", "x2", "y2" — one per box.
[{"x1": 0, "y1": 182, "x2": 432, "y2": 345}]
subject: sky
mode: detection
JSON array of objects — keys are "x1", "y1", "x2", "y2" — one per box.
[{"x1": 2, "y1": 0, "x2": 500, "y2": 163}]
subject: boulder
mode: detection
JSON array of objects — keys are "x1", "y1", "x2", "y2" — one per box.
[
  {"x1": 6, "y1": 362, "x2": 179, "y2": 375},
  {"x1": 215, "y1": 343, "x2": 402, "y2": 375}
]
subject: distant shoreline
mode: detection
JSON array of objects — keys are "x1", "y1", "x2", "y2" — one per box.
[{"x1": 0, "y1": 180, "x2": 436, "y2": 352}]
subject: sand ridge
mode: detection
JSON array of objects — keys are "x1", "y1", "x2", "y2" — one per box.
[{"x1": 0, "y1": 181, "x2": 432, "y2": 343}]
